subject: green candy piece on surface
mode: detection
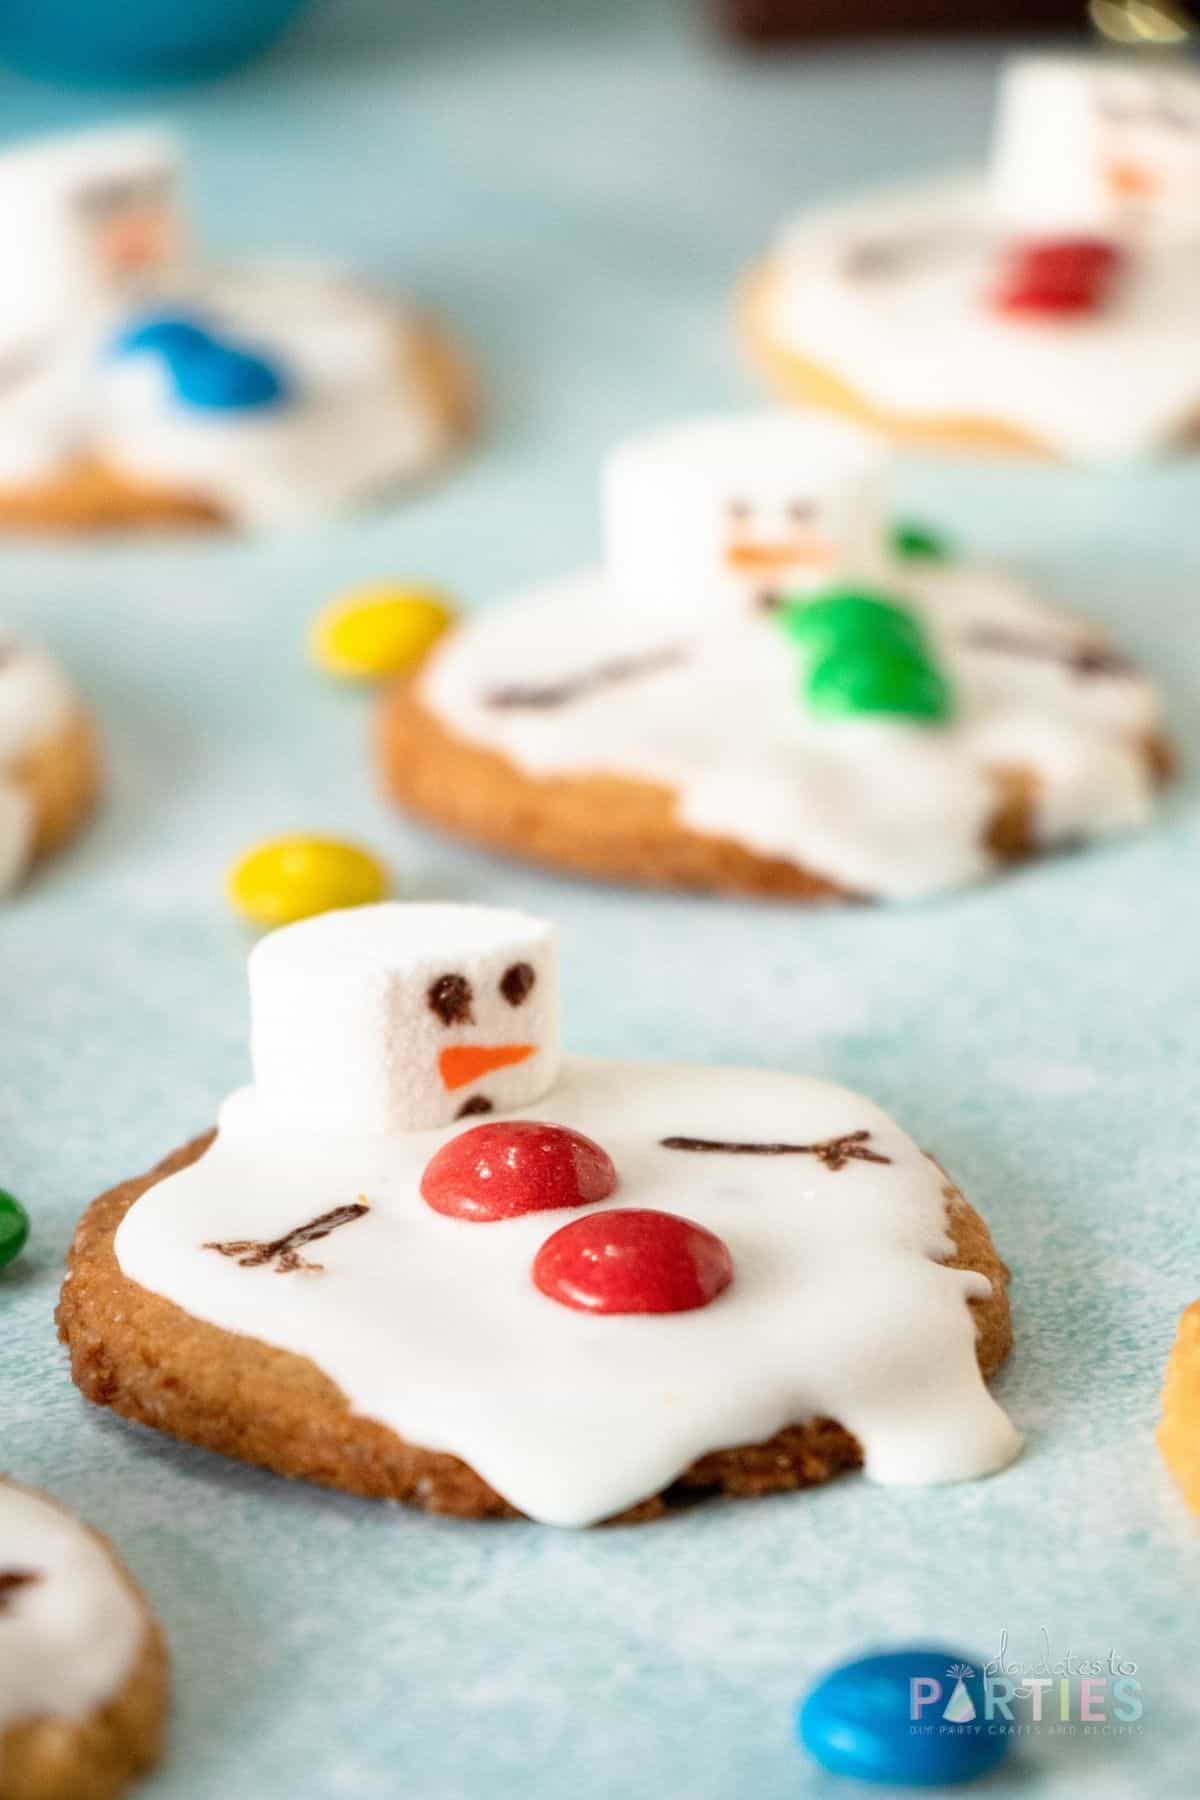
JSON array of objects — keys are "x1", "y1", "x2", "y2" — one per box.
[
  {"x1": 0, "y1": 1189, "x2": 29, "y2": 1268},
  {"x1": 890, "y1": 519, "x2": 951, "y2": 561},
  {"x1": 781, "y1": 587, "x2": 927, "y2": 660},
  {"x1": 806, "y1": 645, "x2": 953, "y2": 723}
]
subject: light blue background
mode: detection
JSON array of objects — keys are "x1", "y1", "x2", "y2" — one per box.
[{"x1": 2, "y1": 4, "x2": 1198, "y2": 1795}]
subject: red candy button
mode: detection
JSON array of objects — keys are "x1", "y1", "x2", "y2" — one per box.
[
  {"x1": 532, "y1": 1208, "x2": 734, "y2": 1315},
  {"x1": 992, "y1": 237, "x2": 1124, "y2": 318},
  {"x1": 420, "y1": 1121, "x2": 617, "y2": 1222}
]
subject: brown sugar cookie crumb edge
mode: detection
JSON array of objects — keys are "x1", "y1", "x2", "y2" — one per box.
[{"x1": 58, "y1": 1135, "x2": 1012, "y2": 1524}]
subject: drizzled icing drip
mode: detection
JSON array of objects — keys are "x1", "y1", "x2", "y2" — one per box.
[
  {"x1": 420, "y1": 559, "x2": 1163, "y2": 901},
  {"x1": 115, "y1": 1057, "x2": 1021, "y2": 1527}
]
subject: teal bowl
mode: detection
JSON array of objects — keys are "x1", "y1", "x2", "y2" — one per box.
[{"x1": 0, "y1": 0, "x2": 316, "y2": 87}]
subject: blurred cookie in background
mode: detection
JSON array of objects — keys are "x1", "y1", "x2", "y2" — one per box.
[
  {"x1": 0, "y1": 126, "x2": 474, "y2": 533},
  {"x1": 0, "y1": 634, "x2": 99, "y2": 895},
  {"x1": 742, "y1": 50, "x2": 1200, "y2": 460}
]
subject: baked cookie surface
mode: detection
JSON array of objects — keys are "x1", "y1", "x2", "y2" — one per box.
[
  {"x1": 59, "y1": 903, "x2": 1020, "y2": 1528},
  {"x1": 380, "y1": 415, "x2": 1172, "y2": 903},
  {"x1": 0, "y1": 1480, "x2": 167, "y2": 1800},
  {"x1": 0, "y1": 636, "x2": 99, "y2": 894},
  {"x1": 744, "y1": 55, "x2": 1200, "y2": 461},
  {"x1": 0, "y1": 128, "x2": 473, "y2": 532}
]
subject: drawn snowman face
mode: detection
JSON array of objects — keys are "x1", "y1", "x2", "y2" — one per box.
[
  {"x1": 249, "y1": 903, "x2": 563, "y2": 1135},
  {"x1": 1094, "y1": 70, "x2": 1200, "y2": 236},
  {"x1": 991, "y1": 55, "x2": 1200, "y2": 247},
  {"x1": 604, "y1": 413, "x2": 888, "y2": 625},
  {"x1": 75, "y1": 167, "x2": 179, "y2": 285},
  {"x1": 423, "y1": 953, "x2": 547, "y2": 1118}
]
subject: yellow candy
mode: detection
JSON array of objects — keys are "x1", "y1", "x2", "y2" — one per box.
[
  {"x1": 310, "y1": 584, "x2": 456, "y2": 681},
  {"x1": 227, "y1": 836, "x2": 388, "y2": 928}
]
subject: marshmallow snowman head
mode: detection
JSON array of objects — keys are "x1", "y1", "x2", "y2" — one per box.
[
  {"x1": 250, "y1": 903, "x2": 561, "y2": 1135},
  {"x1": 991, "y1": 55, "x2": 1200, "y2": 247},
  {"x1": 0, "y1": 126, "x2": 183, "y2": 358},
  {"x1": 603, "y1": 412, "x2": 889, "y2": 625}
]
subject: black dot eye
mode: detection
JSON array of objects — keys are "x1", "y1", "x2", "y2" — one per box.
[
  {"x1": 428, "y1": 973, "x2": 474, "y2": 1027},
  {"x1": 727, "y1": 499, "x2": 750, "y2": 522},
  {"x1": 787, "y1": 499, "x2": 816, "y2": 523},
  {"x1": 500, "y1": 962, "x2": 536, "y2": 1006}
]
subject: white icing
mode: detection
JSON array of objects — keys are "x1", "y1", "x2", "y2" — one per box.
[
  {"x1": 89, "y1": 264, "x2": 449, "y2": 527},
  {"x1": 0, "y1": 1482, "x2": 147, "y2": 1739},
  {"x1": 250, "y1": 903, "x2": 561, "y2": 1134},
  {"x1": 0, "y1": 127, "x2": 454, "y2": 525},
  {"x1": 114, "y1": 1056, "x2": 1021, "y2": 1528},
  {"x1": 762, "y1": 171, "x2": 1200, "y2": 460},
  {"x1": 0, "y1": 636, "x2": 77, "y2": 896},
  {"x1": 419, "y1": 552, "x2": 1162, "y2": 901}
]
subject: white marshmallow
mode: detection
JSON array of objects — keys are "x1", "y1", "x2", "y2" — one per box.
[
  {"x1": 0, "y1": 125, "x2": 184, "y2": 360},
  {"x1": 603, "y1": 411, "x2": 889, "y2": 625},
  {"x1": 991, "y1": 54, "x2": 1200, "y2": 247},
  {"x1": 249, "y1": 903, "x2": 561, "y2": 1134}
]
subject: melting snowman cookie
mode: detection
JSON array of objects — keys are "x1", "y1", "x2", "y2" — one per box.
[
  {"x1": 0, "y1": 1479, "x2": 167, "y2": 1800},
  {"x1": 0, "y1": 126, "x2": 472, "y2": 532},
  {"x1": 380, "y1": 411, "x2": 1172, "y2": 903},
  {"x1": 0, "y1": 634, "x2": 99, "y2": 895},
  {"x1": 743, "y1": 53, "x2": 1200, "y2": 459},
  {"x1": 60, "y1": 903, "x2": 1021, "y2": 1528}
]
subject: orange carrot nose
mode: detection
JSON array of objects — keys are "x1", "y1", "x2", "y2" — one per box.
[
  {"x1": 1105, "y1": 160, "x2": 1160, "y2": 201},
  {"x1": 725, "y1": 539, "x2": 834, "y2": 572},
  {"x1": 439, "y1": 1044, "x2": 535, "y2": 1091}
]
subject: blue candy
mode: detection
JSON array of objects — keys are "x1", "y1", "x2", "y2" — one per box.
[
  {"x1": 168, "y1": 341, "x2": 289, "y2": 412},
  {"x1": 798, "y1": 1647, "x2": 1013, "y2": 1787},
  {"x1": 109, "y1": 310, "x2": 290, "y2": 413},
  {"x1": 110, "y1": 311, "x2": 215, "y2": 359}
]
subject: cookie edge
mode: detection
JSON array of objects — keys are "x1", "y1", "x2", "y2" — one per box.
[{"x1": 57, "y1": 1132, "x2": 1013, "y2": 1524}]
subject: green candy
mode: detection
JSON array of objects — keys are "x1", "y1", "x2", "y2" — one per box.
[
  {"x1": 0, "y1": 1189, "x2": 29, "y2": 1268},
  {"x1": 781, "y1": 588, "x2": 926, "y2": 660},
  {"x1": 890, "y1": 519, "x2": 951, "y2": 562},
  {"x1": 807, "y1": 645, "x2": 953, "y2": 723}
]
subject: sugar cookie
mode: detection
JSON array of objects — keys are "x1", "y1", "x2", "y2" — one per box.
[
  {"x1": 378, "y1": 412, "x2": 1172, "y2": 902},
  {"x1": 0, "y1": 127, "x2": 472, "y2": 533},
  {"x1": 0, "y1": 635, "x2": 99, "y2": 894},
  {"x1": 1159, "y1": 1300, "x2": 1200, "y2": 1512},
  {"x1": 743, "y1": 55, "x2": 1200, "y2": 460},
  {"x1": 59, "y1": 902, "x2": 1019, "y2": 1528},
  {"x1": 0, "y1": 1479, "x2": 167, "y2": 1800}
]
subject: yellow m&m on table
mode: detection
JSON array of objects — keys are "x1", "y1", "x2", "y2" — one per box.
[
  {"x1": 309, "y1": 583, "x2": 456, "y2": 681},
  {"x1": 227, "y1": 836, "x2": 388, "y2": 928}
]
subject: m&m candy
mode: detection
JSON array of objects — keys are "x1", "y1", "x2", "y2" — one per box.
[
  {"x1": 310, "y1": 584, "x2": 456, "y2": 681},
  {"x1": 808, "y1": 643, "x2": 953, "y2": 723},
  {"x1": 798, "y1": 1647, "x2": 1013, "y2": 1787},
  {"x1": 421, "y1": 1122, "x2": 618, "y2": 1222},
  {"x1": 0, "y1": 1190, "x2": 30, "y2": 1268},
  {"x1": 891, "y1": 520, "x2": 951, "y2": 563},
  {"x1": 226, "y1": 836, "x2": 388, "y2": 929},
  {"x1": 778, "y1": 585, "x2": 954, "y2": 725},
  {"x1": 533, "y1": 1209, "x2": 733, "y2": 1315},
  {"x1": 992, "y1": 237, "x2": 1124, "y2": 319}
]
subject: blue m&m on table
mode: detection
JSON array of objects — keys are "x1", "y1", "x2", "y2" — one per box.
[{"x1": 798, "y1": 1646, "x2": 1013, "y2": 1787}]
